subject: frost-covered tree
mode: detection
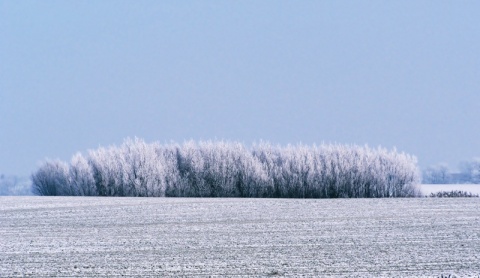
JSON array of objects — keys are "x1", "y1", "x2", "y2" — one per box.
[
  {"x1": 88, "y1": 145, "x2": 123, "y2": 196},
  {"x1": 118, "y1": 138, "x2": 165, "y2": 197},
  {"x1": 0, "y1": 175, "x2": 33, "y2": 196},
  {"x1": 459, "y1": 158, "x2": 480, "y2": 184},
  {"x1": 31, "y1": 139, "x2": 421, "y2": 198},
  {"x1": 422, "y1": 163, "x2": 450, "y2": 184},
  {"x1": 86, "y1": 138, "x2": 168, "y2": 197},
  {"x1": 32, "y1": 160, "x2": 69, "y2": 196},
  {"x1": 170, "y1": 141, "x2": 269, "y2": 197},
  {"x1": 69, "y1": 153, "x2": 96, "y2": 196}
]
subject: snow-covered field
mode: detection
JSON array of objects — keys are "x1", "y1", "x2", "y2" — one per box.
[
  {"x1": 421, "y1": 184, "x2": 480, "y2": 195},
  {"x1": 1, "y1": 197, "x2": 479, "y2": 277}
]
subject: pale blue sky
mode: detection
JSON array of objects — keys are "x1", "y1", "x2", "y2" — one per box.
[{"x1": 1, "y1": 1, "x2": 479, "y2": 176}]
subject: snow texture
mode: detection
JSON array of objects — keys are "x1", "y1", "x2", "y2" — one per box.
[{"x1": 1, "y1": 197, "x2": 479, "y2": 277}]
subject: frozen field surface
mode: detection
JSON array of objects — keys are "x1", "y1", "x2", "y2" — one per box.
[{"x1": 1, "y1": 197, "x2": 480, "y2": 277}]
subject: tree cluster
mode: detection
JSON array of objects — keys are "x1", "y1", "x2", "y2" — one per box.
[
  {"x1": 422, "y1": 158, "x2": 480, "y2": 184},
  {"x1": 422, "y1": 164, "x2": 451, "y2": 184},
  {"x1": 459, "y1": 158, "x2": 480, "y2": 184},
  {"x1": 0, "y1": 175, "x2": 32, "y2": 196},
  {"x1": 32, "y1": 138, "x2": 421, "y2": 198}
]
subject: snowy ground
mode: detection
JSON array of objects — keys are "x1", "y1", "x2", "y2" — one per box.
[
  {"x1": 421, "y1": 184, "x2": 480, "y2": 195},
  {"x1": 1, "y1": 197, "x2": 480, "y2": 277}
]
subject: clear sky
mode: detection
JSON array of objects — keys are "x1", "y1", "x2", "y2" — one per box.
[{"x1": 1, "y1": 1, "x2": 479, "y2": 176}]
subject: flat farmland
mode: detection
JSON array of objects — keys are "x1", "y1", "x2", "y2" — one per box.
[{"x1": 1, "y1": 197, "x2": 479, "y2": 277}]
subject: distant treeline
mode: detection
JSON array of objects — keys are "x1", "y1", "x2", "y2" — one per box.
[
  {"x1": 0, "y1": 175, "x2": 32, "y2": 196},
  {"x1": 422, "y1": 160, "x2": 480, "y2": 184},
  {"x1": 32, "y1": 138, "x2": 421, "y2": 198}
]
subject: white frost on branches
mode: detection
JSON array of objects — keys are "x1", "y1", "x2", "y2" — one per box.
[{"x1": 32, "y1": 138, "x2": 421, "y2": 198}]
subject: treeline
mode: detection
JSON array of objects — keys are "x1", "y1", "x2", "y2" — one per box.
[
  {"x1": 32, "y1": 138, "x2": 421, "y2": 198},
  {"x1": 0, "y1": 175, "x2": 33, "y2": 196},
  {"x1": 422, "y1": 159, "x2": 480, "y2": 184}
]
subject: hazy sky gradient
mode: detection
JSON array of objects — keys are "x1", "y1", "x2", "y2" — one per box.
[{"x1": 1, "y1": 1, "x2": 479, "y2": 175}]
